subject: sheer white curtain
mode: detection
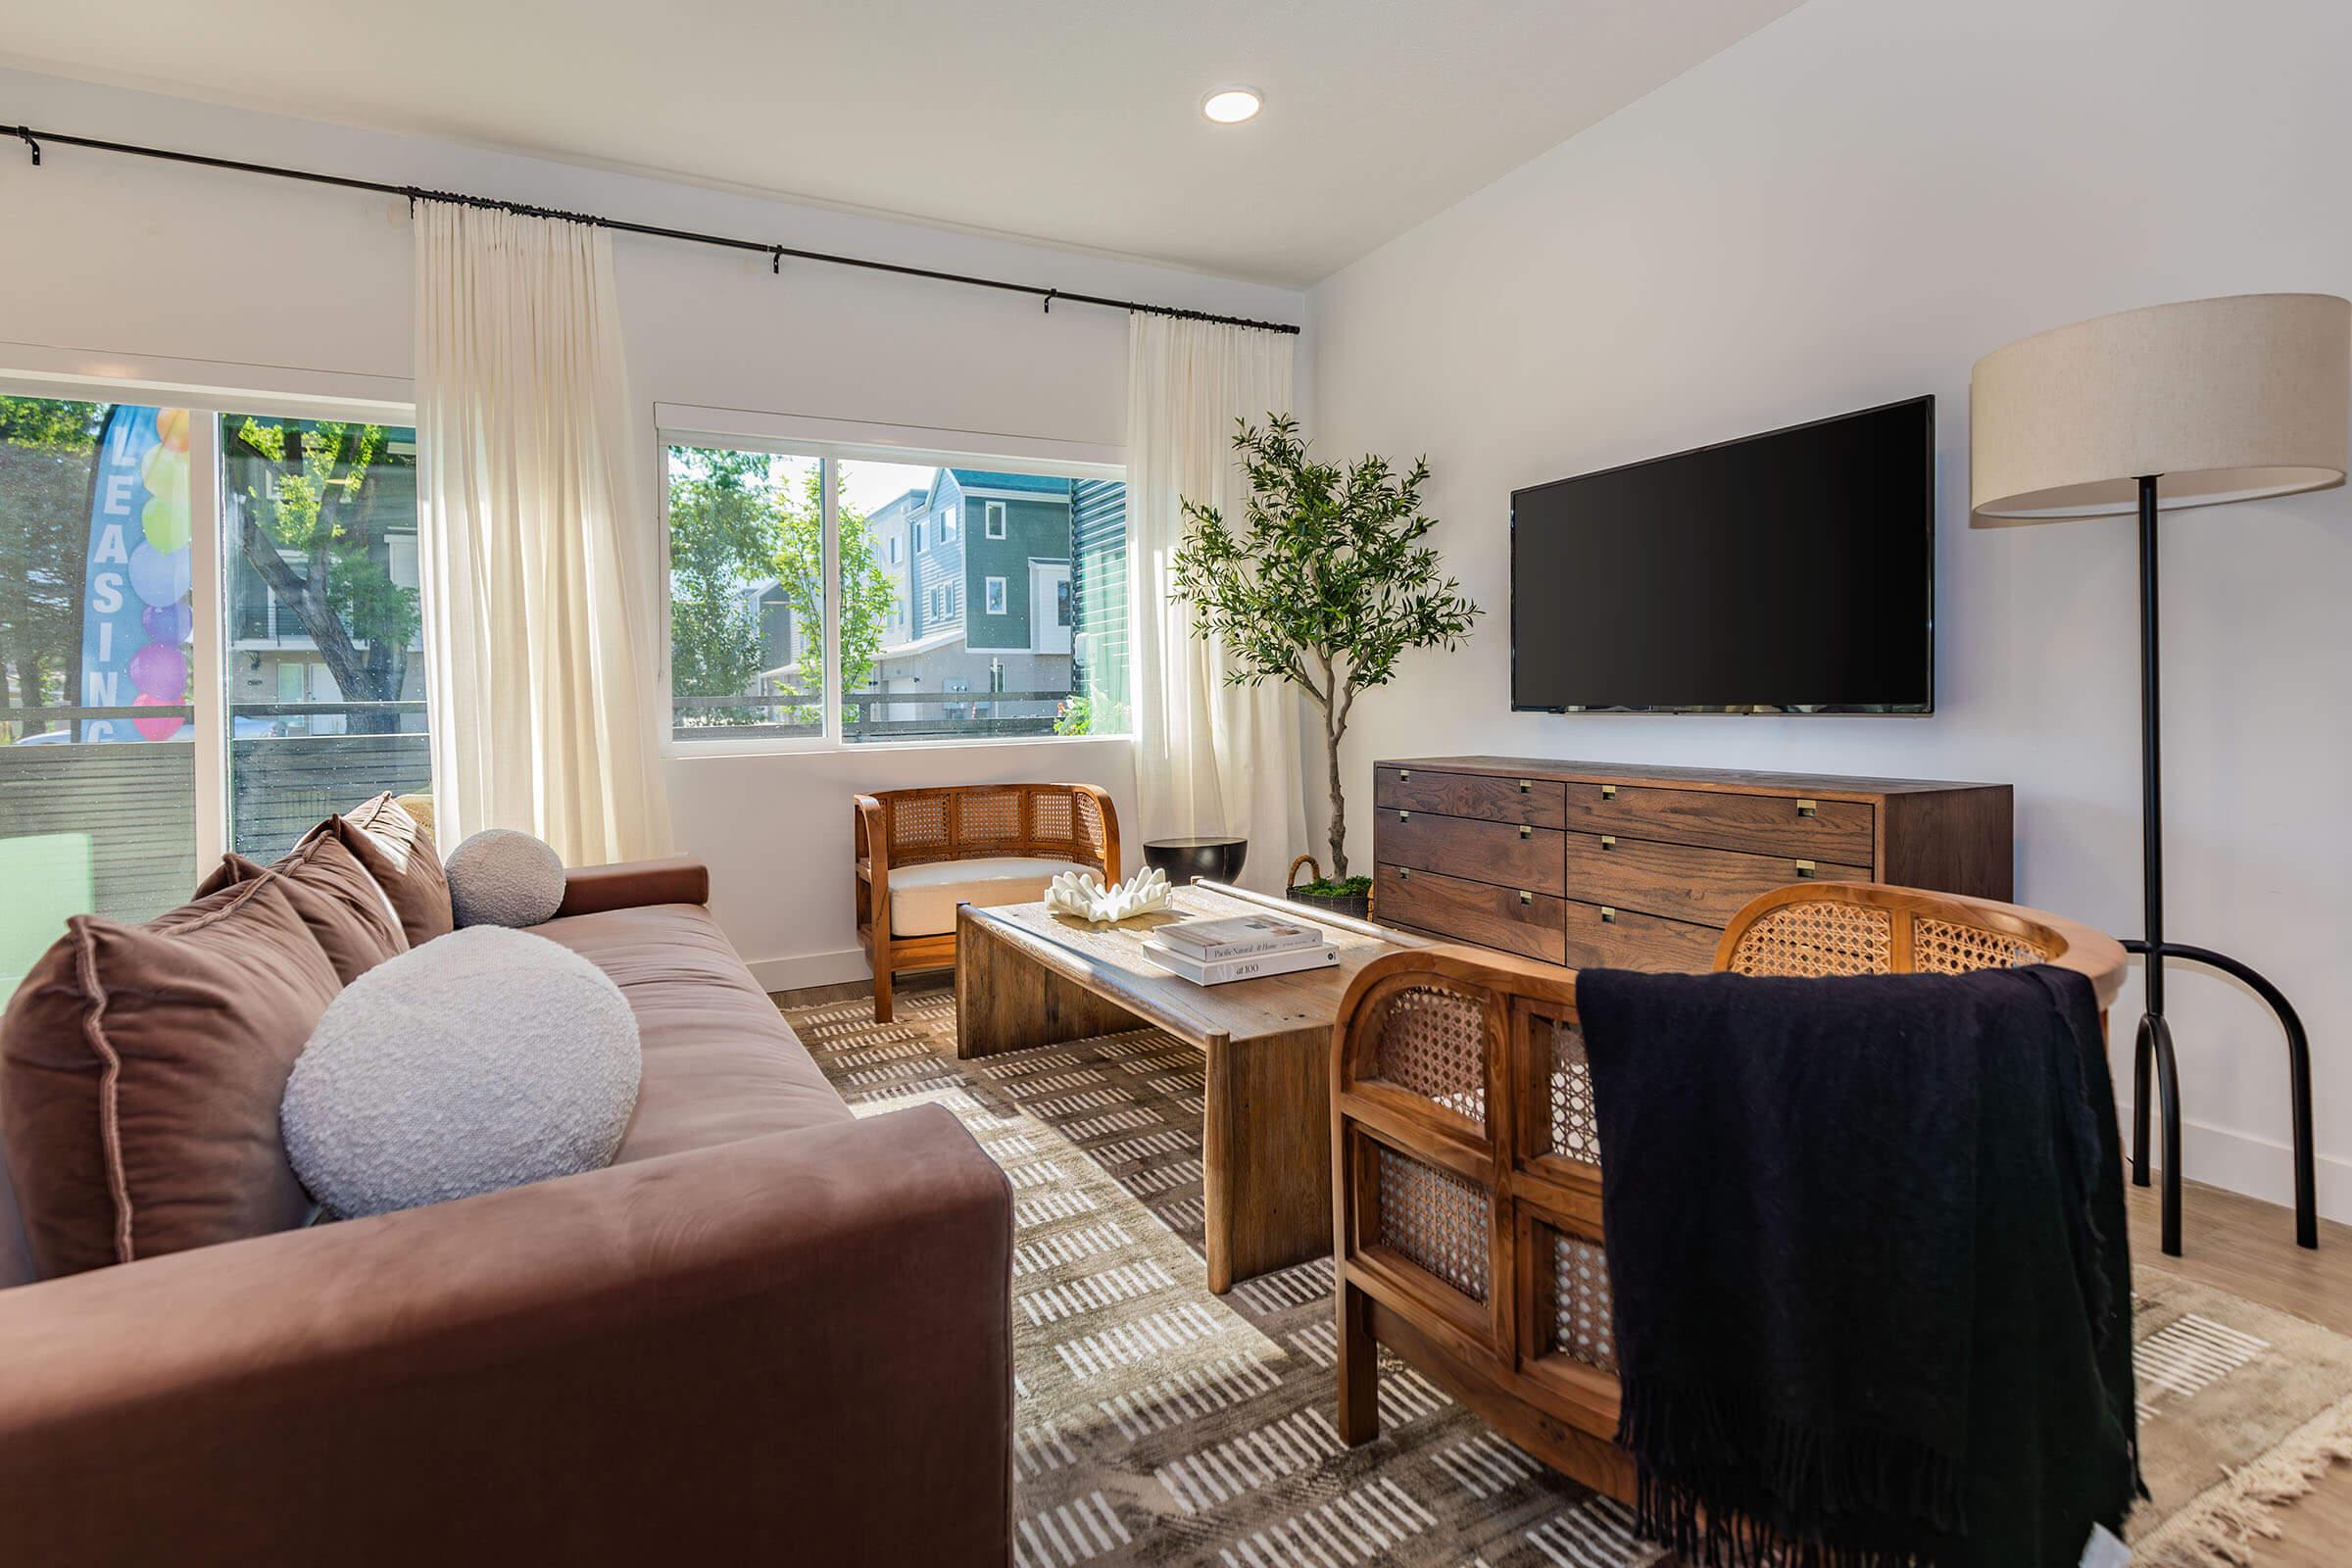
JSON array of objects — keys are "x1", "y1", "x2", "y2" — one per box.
[
  {"x1": 1126, "y1": 313, "x2": 1306, "y2": 893},
  {"x1": 414, "y1": 201, "x2": 670, "y2": 864}
]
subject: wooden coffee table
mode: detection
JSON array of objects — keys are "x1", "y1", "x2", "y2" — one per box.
[{"x1": 956, "y1": 881, "x2": 1429, "y2": 1294}]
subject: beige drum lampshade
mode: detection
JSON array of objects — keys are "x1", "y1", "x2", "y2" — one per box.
[{"x1": 1971, "y1": 292, "x2": 2351, "y2": 522}]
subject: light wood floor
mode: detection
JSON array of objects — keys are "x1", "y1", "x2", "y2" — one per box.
[{"x1": 2125, "y1": 1178, "x2": 2352, "y2": 1564}]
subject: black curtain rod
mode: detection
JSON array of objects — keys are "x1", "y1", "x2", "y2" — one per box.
[{"x1": 1, "y1": 121, "x2": 1303, "y2": 336}]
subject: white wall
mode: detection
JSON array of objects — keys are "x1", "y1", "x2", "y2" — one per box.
[
  {"x1": 1309, "y1": 0, "x2": 2352, "y2": 1219},
  {"x1": 0, "y1": 68, "x2": 1306, "y2": 988}
]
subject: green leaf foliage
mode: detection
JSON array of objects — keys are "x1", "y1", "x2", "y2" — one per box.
[{"x1": 1169, "y1": 416, "x2": 1479, "y2": 877}]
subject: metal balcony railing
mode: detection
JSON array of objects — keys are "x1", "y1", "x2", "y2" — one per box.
[{"x1": 671, "y1": 690, "x2": 1091, "y2": 741}]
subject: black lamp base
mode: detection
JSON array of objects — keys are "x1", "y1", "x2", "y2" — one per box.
[
  {"x1": 2125, "y1": 939, "x2": 2317, "y2": 1254},
  {"x1": 2127, "y1": 473, "x2": 2318, "y2": 1256}
]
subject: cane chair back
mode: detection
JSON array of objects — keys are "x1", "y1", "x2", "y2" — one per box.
[
  {"x1": 862, "y1": 782, "x2": 1114, "y2": 871},
  {"x1": 1329, "y1": 882, "x2": 2125, "y2": 1501}
]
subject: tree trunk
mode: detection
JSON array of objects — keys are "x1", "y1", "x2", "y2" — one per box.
[{"x1": 1324, "y1": 714, "x2": 1348, "y2": 881}]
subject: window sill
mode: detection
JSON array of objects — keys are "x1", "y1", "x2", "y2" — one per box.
[{"x1": 662, "y1": 730, "x2": 1135, "y2": 760}]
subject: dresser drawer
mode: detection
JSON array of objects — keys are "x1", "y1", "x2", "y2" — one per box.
[
  {"x1": 1377, "y1": 864, "x2": 1565, "y2": 964},
  {"x1": 1379, "y1": 810, "x2": 1565, "y2": 896},
  {"x1": 1561, "y1": 782, "x2": 1874, "y2": 863},
  {"x1": 1560, "y1": 900, "x2": 1721, "y2": 973},
  {"x1": 1564, "y1": 833, "x2": 1872, "y2": 927},
  {"x1": 1375, "y1": 766, "x2": 1566, "y2": 828}
]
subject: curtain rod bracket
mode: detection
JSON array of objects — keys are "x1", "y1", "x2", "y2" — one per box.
[
  {"x1": 1043, "y1": 288, "x2": 1056, "y2": 315},
  {"x1": 771, "y1": 245, "x2": 782, "y2": 275},
  {"x1": 17, "y1": 127, "x2": 39, "y2": 167}
]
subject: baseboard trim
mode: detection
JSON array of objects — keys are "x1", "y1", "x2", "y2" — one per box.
[
  {"x1": 746, "y1": 949, "x2": 876, "y2": 993},
  {"x1": 2117, "y1": 1099, "x2": 2352, "y2": 1227}
]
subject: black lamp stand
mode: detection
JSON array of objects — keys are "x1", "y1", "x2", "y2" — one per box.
[{"x1": 2125, "y1": 473, "x2": 2319, "y2": 1255}]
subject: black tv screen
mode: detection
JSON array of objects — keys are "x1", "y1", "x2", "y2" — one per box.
[{"x1": 1511, "y1": 396, "x2": 1935, "y2": 713}]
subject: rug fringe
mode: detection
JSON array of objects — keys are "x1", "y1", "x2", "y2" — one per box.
[{"x1": 2131, "y1": 1389, "x2": 2352, "y2": 1567}]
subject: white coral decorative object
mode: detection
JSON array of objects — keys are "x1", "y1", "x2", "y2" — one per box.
[{"x1": 1043, "y1": 865, "x2": 1173, "y2": 923}]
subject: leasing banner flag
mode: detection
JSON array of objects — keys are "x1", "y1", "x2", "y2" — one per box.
[{"x1": 79, "y1": 406, "x2": 192, "y2": 743}]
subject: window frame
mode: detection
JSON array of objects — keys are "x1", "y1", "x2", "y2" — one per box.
[
  {"x1": 984, "y1": 575, "x2": 1007, "y2": 615},
  {"x1": 0, "y1": 368, "x2": 418, "y2": 869},
  {"x1": 984, "y1": 500, "x2": 1007, "y2": 539},
  {"x1": 653, "y1": 406, "x2": 1128, "y2": 756}
]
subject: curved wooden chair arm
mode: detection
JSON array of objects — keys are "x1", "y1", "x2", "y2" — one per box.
[
  {"x1": 1066, "y1": 783, "x2": 1121, "y2": 882},
  {"x1": 1336, "y1": 945, "x2": 1579, "y2": 1042},
  {"x1": 852, "y1": 793, "x2": 889, "y2": 882}
]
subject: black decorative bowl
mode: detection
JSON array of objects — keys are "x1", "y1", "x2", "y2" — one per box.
[{"x1": 1143, "y1": 836, "x2": 1249, "y2": 886}]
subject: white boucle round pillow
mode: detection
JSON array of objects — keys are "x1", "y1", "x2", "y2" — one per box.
[
  {"x1": 281, "y1": 926, "x2": 641, "y2": 1218},
  {"x1": 445, "y1": 827, "x2": 566, "y2": 928}
]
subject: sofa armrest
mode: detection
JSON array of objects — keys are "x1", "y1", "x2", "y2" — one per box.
[
  {"x1": 554, "y1": 855, "x2": 710, "y2": 917},
  {"x1": 0, "y1": 1105, "x2": 1012, "y2": 1567}
]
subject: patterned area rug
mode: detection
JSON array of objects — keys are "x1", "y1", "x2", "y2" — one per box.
[{"x1": 780, "y1": 986, "x2": 2352, "y2": 1568}]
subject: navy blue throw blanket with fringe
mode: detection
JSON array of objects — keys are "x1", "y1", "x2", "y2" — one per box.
[{"x1": 1577, "y1": 964, "x2": 2139, "y2": 1568}]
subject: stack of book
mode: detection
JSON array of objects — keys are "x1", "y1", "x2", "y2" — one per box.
[{"x1": 1142, "y1": 914, "x2": 1337, "y2": 986}]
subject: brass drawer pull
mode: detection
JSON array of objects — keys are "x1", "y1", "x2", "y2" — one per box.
[
  {"x1": 1599, "y1": 906, "x2": 1618, "y2": 924},
  {"x1": 1397, "y1": 809, "x2": 1410, "y2": 822},
  {"x1": 1600, "y1": 783, "x2": 1618, "y2": 800},
  {"x1": 1795, "y1": 798, "x2": 1817, "y2": 818},
  {"x1": 1517, "y1": 779, "x2": 1533, "y2": 794},
  {"x1": 1396, "y1": 866, "x2": 1410, "y2": 881},
  {"x1": 1599, "y1": 835, "x2": 1616, "y2": 851},
  {"x1": 1398, "y1": 769, "x2": 1411, "y2": 781},
  {"x1": 1518, "y1": 824, "x2": 1532, "y2": 839},
  {"x1": 1795, "y1": 859, "x2": 1817, "y2": 879},
  {"x1": 1519, "y1": 891, "x2": 1533, "y2": 906}
]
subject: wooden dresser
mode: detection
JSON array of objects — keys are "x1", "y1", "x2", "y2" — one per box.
[{"x1": 1370, "y1": 757, "x2": 2012, "y2": 971}]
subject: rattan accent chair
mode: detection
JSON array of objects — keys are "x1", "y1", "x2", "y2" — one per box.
[
  {"x1": 854, "y1": 782, "x2": 1119, "y2": 1022},
  {"x1": 1329, "y1": 881, "x2": 2126, "y2": 1500}
]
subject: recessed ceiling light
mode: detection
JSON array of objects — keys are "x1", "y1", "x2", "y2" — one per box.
[{"x1": 1201, "y1": 86, "x2": 1263, "y2": 124}]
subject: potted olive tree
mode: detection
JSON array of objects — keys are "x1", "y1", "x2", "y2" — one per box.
[{"x1": 1171, "y1": 416, "x2": 1480, "y2": 918}]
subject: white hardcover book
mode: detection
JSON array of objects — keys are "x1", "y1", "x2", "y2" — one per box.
[
  {"x1": 1154, "y1": 913, "x2": 1323, "y2": 962},
  {"x1": 1143, "y1": 940, "x2": 1339, "y2": 986}
]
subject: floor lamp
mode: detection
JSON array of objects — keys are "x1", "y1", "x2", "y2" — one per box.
[{"x1": 1970, "y1": 292, "x2": 2347, "y2": 1255}]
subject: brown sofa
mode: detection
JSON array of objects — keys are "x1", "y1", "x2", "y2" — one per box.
[{"x1": 0, "y1": 856, "x2": 1013, "y2": 1566}]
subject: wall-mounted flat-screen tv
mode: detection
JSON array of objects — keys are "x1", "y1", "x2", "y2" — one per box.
[{"x1": 1511, "y1": 396, "x2": 1935, "y2": 713}]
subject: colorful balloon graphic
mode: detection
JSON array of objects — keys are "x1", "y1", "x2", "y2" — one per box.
[
  {"x1": 141, "y1": 601, "x2": 194, "y2": 645},
  {"x1": 141, "y1": 448, "x2": 187, "y2": 504},
  {"x1": 140, "y1": 494, "x2": 192, "y2": 555},
  {"x1": 128, "y1": 541, "x2": 191, "y2": 609},
  {"x1": 131, "y1": 693, "x2": 183, "y2": 743},
  {"x1": 129, "y1": 641, "x2": 189, "y2": 703},
  {"x1": 156, "y1": 407, "x2": 190, "y2": 454}
]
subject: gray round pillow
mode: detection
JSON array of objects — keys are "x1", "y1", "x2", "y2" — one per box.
[
  {"x1": 445, "y1": 827, "x2": 565, "y2": 928},
  {"x1": 281, "y1": 926, "x2": 641, "y2": 1218}
]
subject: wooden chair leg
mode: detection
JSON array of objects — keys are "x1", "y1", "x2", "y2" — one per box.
[
  {"x1": 1337, "y1": 1280, "x2": 1379, "y2": 1446},
  {"x1": 873, "y1": 946, "x2": 895, "y2": 1024}
]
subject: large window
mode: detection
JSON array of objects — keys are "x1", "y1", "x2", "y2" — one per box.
[{"x1": 661, "y1": 435, "x2": 1127, "y2": 746}]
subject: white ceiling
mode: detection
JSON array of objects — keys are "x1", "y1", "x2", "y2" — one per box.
[{"x1": 0, "y1": 0, "x2": 1803, "y2": 286}]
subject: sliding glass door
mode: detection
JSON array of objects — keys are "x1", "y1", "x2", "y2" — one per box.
[
  {"x1": 0, "y1": 388, "x2": 426, "y2": 986},
  {"x1": 0, "y1": 396, "x2": 199, "y2": 983}
]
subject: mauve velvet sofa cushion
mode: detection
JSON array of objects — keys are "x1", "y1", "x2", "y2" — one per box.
[
  {"x1": 529, "y1": 902, "x2": 851, "y2": 1161},
  {"x1": 195, "y1": 829, "x2": 410, "y2": 985},
  {"x1": 0, "y1": 876, "x2": 343, "y2": 1278},
  {"x1": 308, "y1": 792, "x2": 453, "y2": 949}
]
